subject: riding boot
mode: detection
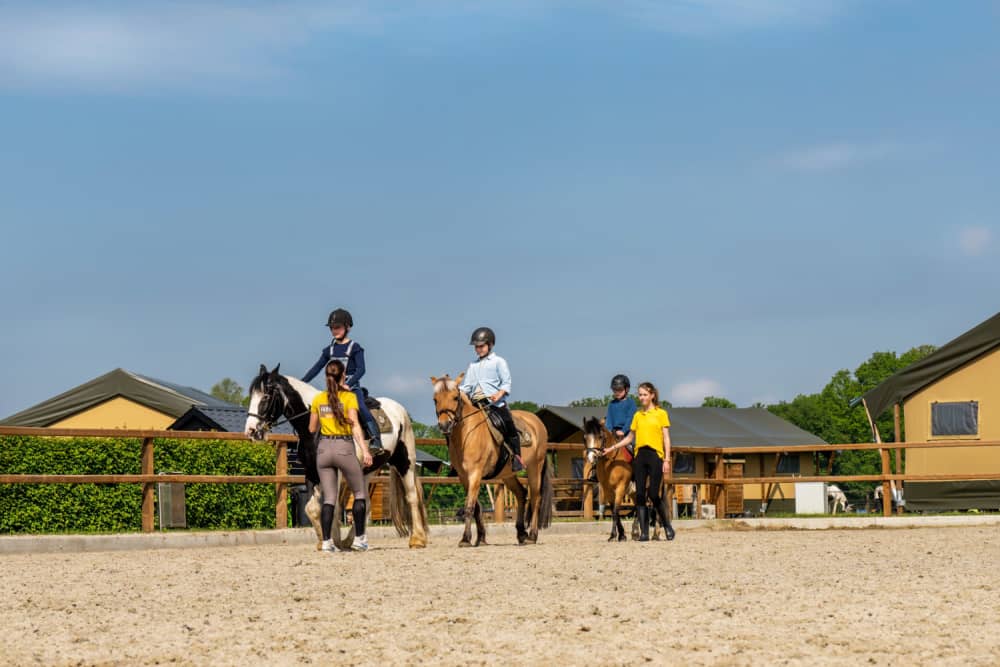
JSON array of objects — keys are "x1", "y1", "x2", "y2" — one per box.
[
  {"x1": 321, "y1": 503, "x2": 335, "y2": 542},
  {"x1": 637, "y1": 506, "x2": 650, "y2": 542},
  {"x1": 365, "y1": 420, "x2": 384, "y2": 455},
  {"x1": 655, "y1": 500, "x2": 676, "y2": 541},
  {"x1": 508, "y1": 431, "x2": 524, "y2": 472}
]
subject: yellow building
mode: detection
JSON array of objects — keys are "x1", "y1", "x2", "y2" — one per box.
[
  {"x1": 0, "y1": 368, "x2": 240, "y2": 429},
  {"x1": 536, "y1": 405, "x2": 824, "y2": 516},
  {"x1": 862, "y1": 311, "x2": 1000, "y2": 511}
]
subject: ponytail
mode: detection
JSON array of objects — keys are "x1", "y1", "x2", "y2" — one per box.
[{"x1": 324, "y1": 360, "x2": 349, "y2": 426}]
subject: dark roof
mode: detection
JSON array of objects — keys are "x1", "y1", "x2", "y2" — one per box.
[
  {"x1": 168, "y1": 406, "x2": 295, "y2": 435},
  {"x1": 537, "y1": 405, "x2": 827, "y2": 448},
  {"x1": 862, "y1": 311, "x2": 1000, "y2": 418},
  {"x1": 0, "y1": 368, "x2": 244, "y2": 427}
]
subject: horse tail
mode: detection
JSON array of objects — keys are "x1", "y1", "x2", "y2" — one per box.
[
  {"x1": 388, "y1": 414, "x2": 429, "y2": 538},
  {"x1": 537, "y1": 457, "x2": 555, "y2": 529},
  {"x1": 331, "y1": 469, "x2": 356, "y2": 551}
]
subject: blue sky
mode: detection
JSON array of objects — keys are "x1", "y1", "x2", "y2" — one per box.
[{"x1": 1, "y1": 1, "x2": 998, "y2": 424}]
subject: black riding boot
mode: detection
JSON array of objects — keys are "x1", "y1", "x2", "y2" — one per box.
[
  {"x1": 508, "y1": 431, "x2": 523, "y2": 472},
  {"x1": 655, "y1": 500, "x2": 676, "y2": 541},
  {"x1": 637, "y1": 506, "x2": 650, "y2": 542}
]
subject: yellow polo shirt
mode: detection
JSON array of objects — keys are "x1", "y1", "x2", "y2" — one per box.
[
  {"x1": 310, "y1": 390, "x2": 359, "y2": 436},
  {"x1": 630, "y1": 407, "x2": 671, "y2": 458}
]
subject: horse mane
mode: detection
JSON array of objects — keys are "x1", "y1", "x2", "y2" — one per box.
[
  {"x1": 248, "y1": 367, "x2": 268, "y2": 395},
  {"x1": 582, "y1": 416, "x2": 604, "y2": 437}
]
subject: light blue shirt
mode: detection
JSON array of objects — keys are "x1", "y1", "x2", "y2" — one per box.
[{"x1": 460, "y1": 352, "x2": 512, "y2": 405}]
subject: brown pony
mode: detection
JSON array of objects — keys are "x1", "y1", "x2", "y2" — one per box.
[
  {"x1": 582, "y1": 417, "x2": 634, "y2": 541},
  {"x1": 430, "y1": 374, "x2": 554, "y2": 546}
]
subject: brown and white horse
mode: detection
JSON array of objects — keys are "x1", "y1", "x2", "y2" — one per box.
[{"x1": 430, "y1": 374, "x2": 553, "y2": 546}]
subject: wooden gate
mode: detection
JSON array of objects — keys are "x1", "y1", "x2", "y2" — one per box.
[{"x1": 725, "y1": 459, "x2": 745, "y2": 516}]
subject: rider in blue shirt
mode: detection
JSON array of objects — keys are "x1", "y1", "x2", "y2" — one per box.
[
  {"x1": 460, "y1": 326, "x2": 523, "y2": 472},
  {"x1": 303, "y1": 308, "x2": 383, "y2": 454},
  {"x1": 606, "y1": 374, "x2": 637, "y2": 449}
]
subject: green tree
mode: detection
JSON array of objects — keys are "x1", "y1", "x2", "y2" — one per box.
[
  {"x1": 210, "y1": 378, "x2": 246, "y2": 405},
  {"x1": 702, "y1": 396, "x2": 737, "y2": 408},
  {"x1": 570, "y1": 394, "x2": 671, "y2": 409},
  {"x1": 509, "y1": 400, "x2": 539, "y2": 412}
]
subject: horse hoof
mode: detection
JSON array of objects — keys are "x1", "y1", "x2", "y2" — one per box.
[
  {"x1": 409, "y1": 536, "x2": 427, "y2": 549},
  {"x1": 618, "y1": 534, "x2": 627, "y2": 542},
  {"x1": 315, "y1": 542, "x2": 323, "y2": 551},
  {"x1": 458, "y1": 540, "x2": 473, "y2": 548}
]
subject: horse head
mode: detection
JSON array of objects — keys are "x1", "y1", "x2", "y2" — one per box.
[
  {"x1": 582, "y1": 416, "x2": 608, "y2": 464},
  {"x1": 430, "y1": 373, "x2": 465, "y2": 435},
  {"x1": 245, "y1": 363, "x2": 289, "y2": 440}
]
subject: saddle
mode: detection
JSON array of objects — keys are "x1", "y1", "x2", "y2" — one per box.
[
  {"x1": 480, "y1": 407, "x2": 533, "y2": 480},
  {"x1": 361, "y1": 390, "x2": 392, "y2": 434}
]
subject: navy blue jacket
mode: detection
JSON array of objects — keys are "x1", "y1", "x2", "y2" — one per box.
[
  {"x1": 605, "y1": 396, "x2": 637, "y2": 435},
  {"x1": 302, "y1": 340, "x2": 366, "y2": 388}
]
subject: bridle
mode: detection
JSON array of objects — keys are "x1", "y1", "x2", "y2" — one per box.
[
  {"x1": 248, "y1": 379, "x2": 309, "y2": 439},
  {"x1": 434, "y1": 388, "x2": 486, "y2": 436}
]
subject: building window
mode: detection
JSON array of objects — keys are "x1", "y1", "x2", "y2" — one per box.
[
  {"x1": 776, "y1": 454, "x2": 800, "y2": 474},
  {"x1": 672, "y1": 453, "x2": 695, "y2": 474},
  {"x1": 931, "y1": 401, "x2": 979, "y2": 437}
]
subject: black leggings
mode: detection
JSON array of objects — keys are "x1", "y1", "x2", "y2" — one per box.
[{"x1": 632, "y1": 447, "x2": 664, "y2": 506}]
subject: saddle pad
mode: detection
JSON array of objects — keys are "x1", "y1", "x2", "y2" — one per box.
[
  {"x1": 371, "y1": 408, "x2": 393, "y2": 434},
  {"x1": 484, "y1": 412, "x2": 533, "y2": 448}
]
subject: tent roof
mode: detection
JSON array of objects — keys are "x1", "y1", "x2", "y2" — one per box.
[
  {"x1": 862, "y1": 311, "x2": 1000, "y2": 418},
  {"x1": 0, "y1": 368, "x2": 240, "y2": 427},
  {"x1": 537, "y1": 405, "x2": 827, "y2": 448}
]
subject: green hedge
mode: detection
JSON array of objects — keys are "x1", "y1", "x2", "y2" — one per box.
[{"x1": 0, "y1": 436, "x2": 281, "y2": 533}]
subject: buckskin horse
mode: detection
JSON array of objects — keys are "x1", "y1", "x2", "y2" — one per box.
[
  {"x1": 430, "y1": 373, "x2": 553, "y2": 546},
  {"x1": 582, "y1": 417, "x2": 633, "y2": 541},
  {"x1": 245, "y1": 364, "x2": 429, "y2": 549}
]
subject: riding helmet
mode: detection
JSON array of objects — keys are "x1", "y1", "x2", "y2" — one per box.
[
  {"x1": 469, "y1": 327, "x2": 496, "y2": 347},
  {"x1": 610, "y1": 374, "x2": 631, "y2": 391},
  {"x1": 326, "y1": 308, "x2": 353, "y2": 328}
]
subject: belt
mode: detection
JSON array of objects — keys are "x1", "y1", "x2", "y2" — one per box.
[{"x1": 319, "y1": 435, "x2": 353, "y2": 440}]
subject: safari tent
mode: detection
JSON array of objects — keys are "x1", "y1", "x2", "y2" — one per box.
[
  {"x1": 862, "y1": 310, "x2": 1000, "y2": 511},
  {"x1": 537, "y1": 405, "x2": 828, "y2": 515}
]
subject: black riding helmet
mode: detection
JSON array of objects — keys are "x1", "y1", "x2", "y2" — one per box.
[
  {"x1": 326, "y1": 308, "x2": 353, "y2": 328},
  {"x1": 469, "y1": 326, "x2": 496, "y2": 347},
  {"x1": 610, "y1": 374, "x2": 631, "y2": 391}
]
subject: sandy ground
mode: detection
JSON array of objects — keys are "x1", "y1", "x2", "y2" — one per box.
[{"x1": 2, "y1": 524, "x2": 1000, "y2": 666}]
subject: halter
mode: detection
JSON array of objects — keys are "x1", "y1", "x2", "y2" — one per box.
[{"x1": 582, "y1": 427, "x2": 608, "y2": 459}]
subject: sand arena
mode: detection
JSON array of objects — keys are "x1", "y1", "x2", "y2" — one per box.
[{"x1": 2, "y1": 523, "x2": 1000, "y2": 665}]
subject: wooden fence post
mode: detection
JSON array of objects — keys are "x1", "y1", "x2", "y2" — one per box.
[
  {"x1": 715, "y1": 454, "x2": 726, "y2": 519},
  {"x1": 894, "y1": 404, "x2": 903, "y2": 515},
  {"x1": 141, "y1": 438, "x2": 155, "y2": 533},
  {"x1": 275, "y1": 442, "x2": 288, "y2": 529},
  {"x1": 880, "y1": 448, "x2": 892, "y2": 518}
]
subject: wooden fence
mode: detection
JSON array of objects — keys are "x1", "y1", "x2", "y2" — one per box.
[{"x1": 3, "y1": 427, "x2": 1000, "y2": 532}]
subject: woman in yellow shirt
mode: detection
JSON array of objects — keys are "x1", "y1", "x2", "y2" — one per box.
[
  {"x1": 309, "y1": 359, "x2": 373, "y2": 552},
  {"x1": 603, "y1": 381, "x2": 676, "y2": 542}
]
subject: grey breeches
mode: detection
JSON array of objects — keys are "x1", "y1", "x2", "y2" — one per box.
[{"x1": 316, "y1": 437, "x2": 367, "y2": 506}]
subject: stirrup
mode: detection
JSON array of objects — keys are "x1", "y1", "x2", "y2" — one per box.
[{"x1": 511, "y1": 454, "x2": 524, "y2": 472}]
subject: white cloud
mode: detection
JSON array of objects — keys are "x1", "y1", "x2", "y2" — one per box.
[
  {"x1": 670, "y1": 378, "x2": 723, "y2": 406},
  {"x1": 958, "y1": 226, "x2": 993, "y2": 257},
  {"x1": 777, "y1": 142, "x2": 895, "y2": 172},
  {"x1": 615, "y1": 0, "x2": 849, "y2": 35},
  {"x1": 0, "y1": 3, "x2": 373, "y2": 91}
]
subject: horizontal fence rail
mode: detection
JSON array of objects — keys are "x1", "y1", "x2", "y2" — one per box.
[{"x1": 3, "y1": 428, "x2": 1000, "y2": 531}]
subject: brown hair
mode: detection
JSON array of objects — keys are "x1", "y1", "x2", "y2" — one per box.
[
  {"x1": 638, "y1": 381, "x2": 659, "y2": 406},
  {"x1": 324, "y1": 360, "x2": 350, "y2": 427}
]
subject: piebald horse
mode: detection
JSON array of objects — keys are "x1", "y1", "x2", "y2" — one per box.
[
  {"x1": 430, "y1": 374, "x2": 554, "y2": 546},
  {"x1": 245, "y1": 364, "x2": 429, "y2": 549}
]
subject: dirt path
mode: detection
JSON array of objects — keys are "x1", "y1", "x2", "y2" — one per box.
[{"x1": 3, "y1": 526, "x2": 999, "y2": 665}]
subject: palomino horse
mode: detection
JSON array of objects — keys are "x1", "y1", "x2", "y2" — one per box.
[
  {"x1": 245, "y1": 364, "x2": 429, "y2": 549},
  {"x1": 582, "y1": 417, "x2": 632, "y2": 541},
  {"x1": 430, "y1": 374, "x2": 554, "y2": 546}
]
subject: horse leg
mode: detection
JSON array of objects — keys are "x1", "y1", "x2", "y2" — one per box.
[
  {"x1": 306, "y1": 487, "x2": 323, "y2": 550},
  {"x1": 460, "y1": 473, "x2": 484, "y2": 547},
  {"x1": 401, "y1": 466, "x2": 428, "y2": 549},
  {"x1": 504, "y1": 477, "x2": 528, "y2": 545},
  {"x1": 525, "y1": 461, "x2": 543, "y2": 544},
  {"x1": 473, "y1": 500, "x2": 488, "y2": 546},
  {"x1": 614, "y1": 485, "x2": 628, "y2": 542}
]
